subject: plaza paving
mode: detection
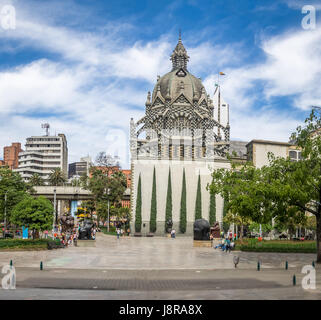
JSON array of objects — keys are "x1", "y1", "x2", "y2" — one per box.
[
  {"x1": 0, "y1": 233, "x2": 317, "y2": 270},
  {"x1": 0, "y1": 233, "x2": 320, "y2": 299}
]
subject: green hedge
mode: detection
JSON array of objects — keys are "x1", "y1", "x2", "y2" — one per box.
[
  {"x1": 100, "y1": 226, "x2": 117, "y2": 236},
  {"x1": 236, "y1": 239, "x2": 316, "y2": 253},
  {"x1": 0, "y1": 238, "x2": 59, "y2": 249}
]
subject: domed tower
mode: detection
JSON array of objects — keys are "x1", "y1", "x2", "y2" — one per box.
[
  {"x1": 130, "y1": 35, "x2": 231, "y2": 236},
  {"x1": 131, "y1": 35, "x2": 230, "y2": 160}
]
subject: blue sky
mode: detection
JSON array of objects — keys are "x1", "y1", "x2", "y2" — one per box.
[{"x1": 0, "y1": 0, "x2": 320, "y2": 168}]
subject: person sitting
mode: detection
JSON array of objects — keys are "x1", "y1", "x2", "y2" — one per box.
[{"x1": 214, "y1": 238, "x2": 225, "y2": 250}]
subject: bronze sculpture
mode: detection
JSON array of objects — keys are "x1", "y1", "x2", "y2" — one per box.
[
  {"x1": 78, "y1": 219, "x2": 94, "y2": 240},
  {"x1": 165, "y1": 219, "x2": 173, "y2": 233},
  {"x1": 193, "y1": 219, "x2": 210, "y2": 241},
  {"x1": 211, "y1": 222, "x2": 221, "y2": 239},
  {"x1": 59, "y1": 213, "x2": 75, "y2": 233}
]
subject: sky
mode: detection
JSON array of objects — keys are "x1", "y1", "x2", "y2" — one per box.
[{"x1": 0, "y1": 0, "x2": 320, "y2": 168}]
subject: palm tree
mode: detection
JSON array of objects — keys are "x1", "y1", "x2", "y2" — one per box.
[
  {"x1": 29, "y1": 173, "x2": 44, "y2": 186},
  {"x1": 48, "y1": 168, "x2": 67, "y2": 186}
]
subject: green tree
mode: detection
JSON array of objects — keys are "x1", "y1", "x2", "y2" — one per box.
[
  {"x1": 87, "y1": 167, "x2": 127, "y2": 226},
  {"x1": 29, "y1": 173, "x2": 44, "y2": 187},
  {"x1": 194, "y1": 172, "x2": 202, "y2": 220},
  {"x1": 150, "y1": 167, "x2": 157, "y2": 233},
  {"x1": 209, "y1": 161, "x2": 272, "y2": 236},
  {"x1": 165, "y1": 167, "x2": 172, "y2": 231},
  {"x1": 135, "y1": 174, "x2": 142, "y2": 232},
  {"x1": 11, "y1": 195, "x2": 53, "y2": 238},
  {"x1": 179, "y1": 168, "x2": 187, "y2": 233},
  {"x1": 48, "y1": 168, "x2": 67, "y2": 186},
  {"x1": 222, "y1": 196, "x2": 230, "y2": 233},
  {"x1": 209, "y1": 191, "x2": 216, "y2": 226},
  {"x1": 262, "y1": 109, "x2": 321, "y2": 262},
  {"x1": 223, "y1": 211, "x2": 252, "y2": 242},
  {"x1": 0, "y1": 168, "x2": 31, "y2": 224}
]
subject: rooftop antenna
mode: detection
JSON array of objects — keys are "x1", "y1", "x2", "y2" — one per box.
[{"x1": 41, "y1": 123, "x2": 50, "y2": 136}]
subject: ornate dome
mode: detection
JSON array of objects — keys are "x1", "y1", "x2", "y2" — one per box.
[
  {"x1": 151, "y1": 35, "x2": 206, "y2": 103},
  {"x1": 132, "y1": 34, "x2": 230, "y2": 159}
]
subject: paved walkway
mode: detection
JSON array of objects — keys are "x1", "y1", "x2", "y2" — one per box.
[
  {"x1": 0, "y1": 233, "x2": 316, "y2": 270},
  {"x1": 0, "y1": 234, "x2": 320, "y2": 299}
]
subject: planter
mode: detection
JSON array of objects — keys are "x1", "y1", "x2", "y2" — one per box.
[
  {"x1": 134, "y1": 232, "x2": 142, "y2": 237},
  {"x1": 146, "y1": 233, "x2": 154, "y2": 237}
]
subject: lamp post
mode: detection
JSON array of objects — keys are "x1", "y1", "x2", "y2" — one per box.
[
  {"x1": 0, "y1": 176, "x2": 8, "y2": 233},
  {"x1": 107, "y1": 188, "x2": 110, "y2": 232},
  {"x1": 53, "y1": 188, "x2": 57, "y2": 227},
  {"x1": 4, "y1": 191, "x2": 7, "y2": 231}
]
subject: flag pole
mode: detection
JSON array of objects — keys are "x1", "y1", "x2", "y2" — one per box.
[{"x1": 218, "y1": 72, "x2": 221, "y2": 138}]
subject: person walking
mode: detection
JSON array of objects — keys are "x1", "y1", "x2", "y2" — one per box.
[
  {"x1": 116, "y1": 228, "x2": 121, "y2": 239},
  {"x1": 44, "y1": 230, "x2": 48, "y2": 239}
]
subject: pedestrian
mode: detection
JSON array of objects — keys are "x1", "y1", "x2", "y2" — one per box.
[
  {"x1": 171, "y1": 229, "x2": 176, "y2": 238},
  {"x1": 225, "y1": 238, "x2": 231, "y2": 253},
  {"x1": 44, "y1": 230, "x2": 48, "y2": 239},
  {"x1": 127, "y1": 228, "x2": 130, "y2": 236},
  {"x1": 116, "y1": 228, "x2": 121, "y2": 239}
]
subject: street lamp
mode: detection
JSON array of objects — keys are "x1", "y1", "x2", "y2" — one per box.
[
  {"x1": 0, "y1": 176, "x2": 8, "y2": 233},
  {"x1": 107, "y1": 188, "x2": 110, "y2": 232},
  {"x1": 53, "y1": 188, "x2": 57, "y2": 227},
  {"x1": 4, "y1": 191, "x2": 7, "y2": 231}
]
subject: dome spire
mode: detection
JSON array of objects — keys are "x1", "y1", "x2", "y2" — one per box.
[{"x1": 170, "y1": 32, "x2": 189, "y2": 71}]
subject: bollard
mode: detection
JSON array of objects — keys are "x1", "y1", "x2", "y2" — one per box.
[
  {"x1": 293, "y1": 274, "x2": 296, "y2": 286},
  {"x1": 257, "y1": 261, "x2": 260, "y2": 271},
  {"x1": 312, "y1": 261, "x2": 315, "y2": 268},
  {"x1": 285, "y1": 261, "x2": 288, "y2": 270},
  {"x1": 40, "y1": 261, "x2": 43, "y2": 270}
]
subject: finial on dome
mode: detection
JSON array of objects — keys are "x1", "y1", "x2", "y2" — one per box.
[
  {"x1": 170, "y1": 32, "x2": 189, "y2": 71},
  {"x1": 145, "y1": 91, "x2": 151, "y2": 106}
]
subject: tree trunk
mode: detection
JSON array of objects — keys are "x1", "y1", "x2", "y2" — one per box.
[
  {"x1": 240, "y1": 224, "x2": 244, "y2": 243},
  {"x1": 316, "y1": 216, "x2": 321, "y2": 263}
]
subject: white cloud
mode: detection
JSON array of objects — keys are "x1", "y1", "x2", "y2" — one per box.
[{"x1": 0, "y1": 0, "x2": 318, "y2": 167}]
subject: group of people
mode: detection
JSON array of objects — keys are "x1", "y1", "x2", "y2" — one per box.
[
  {"x1": 116, "y1": 227, "x2": 130, "y2": 239},
  {"x1": 213, "y1": 230, "x2": 235, "y2": 253},
  {"x1": 53, "y1": 227, "x2": 78, "y2": 247}
]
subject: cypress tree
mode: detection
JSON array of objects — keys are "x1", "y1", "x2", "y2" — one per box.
[
  {"x1": 195, "y1": 172, "x2": 202, "y2": 220},
  {"x1": 179, "y1": 168, "x2": 187, "y2": 233},
  {"x1": 209, "y1": 191, "x2": 216, "y2": 225},
  {"x1": 150, "y1": 167, "x2": 157, "y2": 233},
  {"x1": 222, "y1": 195, "x2": 229, "y2": 233},
  {"x1": 135, "y1": 174, "x2": 142, "y2": 232},
  {"x1": 165, "y1": 167, "x2": 172, "y2": 232}
]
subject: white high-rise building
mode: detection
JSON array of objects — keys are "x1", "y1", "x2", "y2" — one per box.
[{"x1": 16, "y1": 134, "x2": 68, "y2": 183}]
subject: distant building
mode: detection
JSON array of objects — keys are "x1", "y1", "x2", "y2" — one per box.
[
  {"x1": 15, "y1": 134, "x2": 68, "y2": 183},
  {"x1": 122, "y1": 169, "x2": 131, "y2": 188},
  {"x1": 3, "y1": 142, "x2": 23, "y2": 169},
  {"x1": 68, "y1": 156, "x2": 92, "y2": 179},
  {"x1": 246, "y1": 139, "x2": 300, "y2": 168}
]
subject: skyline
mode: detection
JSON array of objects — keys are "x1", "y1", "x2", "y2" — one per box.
[{"x1": 0, "y1": 0, "x2": 320, "y2": 168}]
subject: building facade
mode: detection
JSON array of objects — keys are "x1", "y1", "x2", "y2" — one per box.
[
  {"x1": 69, "y1": 156, "x2": 92, "y2": 179},
  {"x1": 3, "y1": 142, "x2": 23, "y2": 169},
  {"x1": 130, "y1": 36, "x2": 231, "y2": 235},
  {"x1": 15, "y1": 134, "x2": 68, "y2": 183},
  {"x1": 246, "y1": 140, "x2": 300, "y2": 168}
]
